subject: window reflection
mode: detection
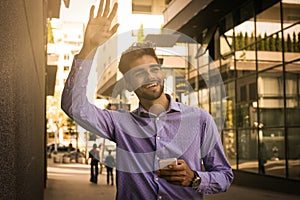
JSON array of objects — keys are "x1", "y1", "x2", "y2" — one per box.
[
  {"x1": 224, "y1": 82, "x2": 235, "y2": 129},
  {"x1": 285, "y1": 63, "x2": 300, "y2": 126},
  {"x1": 287, "y1": 128, "x2": 300, "y2": 180},
  {"x1": 258, "y1": 67, "x2": 285, "y2": 127},
  {"x1": 260, "y1": 128, "x2": 286, "y2": 178},
  {"x1": 223, "y1": 130, "x2": 236, "y2": 169},
  {"x1": 238, "y1": 129, "x2": 258, "y2": 173},
  {"x1": 187, "y1": 0, "x2": 300, "y2": 181}
]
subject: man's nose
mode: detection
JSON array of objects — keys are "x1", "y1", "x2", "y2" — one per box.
[{"x1": 145, "y1": 69, "x2": 156, "y2": 79}]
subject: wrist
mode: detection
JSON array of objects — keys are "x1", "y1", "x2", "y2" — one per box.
[
  {"x1": 77, "y1": 46, "x2": 96, "y2": 60},
  {"x1": 190, "y1": 171, "x2": 201, "y2": 190}
]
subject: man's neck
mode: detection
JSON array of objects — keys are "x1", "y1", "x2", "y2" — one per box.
[{"x1": 139, "y1": 94, "x2": 169, "y2": 115}]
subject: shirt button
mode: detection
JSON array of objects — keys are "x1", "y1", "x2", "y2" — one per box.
[
  {"x1": 155, "y1": 177, "x2": 159, "y2": 181},
  {"x1": 156, "y1": 157, "x2": 160, "y2": 160},
  {"x1": 158, "y1": 196, "x2": 162, "y2": 200},
  {"x1": 157, "y1": 136, "x2": 160, "y2": 140},
  {"x1": 156, "y1": 117, "x2": 159, "y2": 121}
]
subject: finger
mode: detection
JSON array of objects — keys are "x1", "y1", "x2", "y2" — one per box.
[
  {"x1": 89, "y1": 5, "x2": 95, "y2": 20},
  {"x1": 103, "y1": 0, "x2": 110, "y2": 17},
  {"x1": 109, "y1": 23, "x2": 119, "y2": 36},
  {"x1": 168, "y1": 181, "x2": 182, "y2": 186},
  {"x1": 108, "y1": 3, "x2": 118, "y2": 22},
  {"x1": 97, "y1": 0, "x2": 104, "y2": 18}
]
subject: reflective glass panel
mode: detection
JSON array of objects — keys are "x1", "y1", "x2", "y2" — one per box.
[
  {"x1": 282, "y1": 0, "x2": 300, "y2": 29},
  {"x1": 287, "y1": 127, "x2": 300, "y2": 180},
  {"x1": 258, "y1": 67, "x2": 284, "y2": 127},
  {"x1": 238, "y1": 129, "x2": 258, "y2": 173},
  {"x1": 236, "y1": 75, "x2": 257, "y2": 128},
  {"x1": 256, "y1": 2, "x2": 282, "y2": 71},
  {"x1": 283, "y1": 24, "x2": 300, "y2": 62},
  {"x1": 257, "y1": 33, "x2": 283, "y2": 71},
  {"x1": 261, "y1": 128, "x2": 286, "y2": 178},
  {"x1": 223, "y1": 130, "x2": 237, "y2": 169},
  {"x1": 224, "y1": 82, "x2": 236, "y2": 129},
  {"x1": 285, "y1": 62, "x2": 300, "y2": 126}
]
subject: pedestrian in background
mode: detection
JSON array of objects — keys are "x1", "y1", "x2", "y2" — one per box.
[
  {"x1": 89, "y1": 143, "x2": 100, "y2": 184},
  {"x1": 105, "y1": 150, "x2": 115, "y2": 186}
]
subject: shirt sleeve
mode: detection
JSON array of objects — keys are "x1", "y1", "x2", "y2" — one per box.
[
  {"x1": 61, "y1": 56, "x2": 116, "y2": 141},
  {"x1": 196, "y1": 115, "x2": 234, "y2": 194}
]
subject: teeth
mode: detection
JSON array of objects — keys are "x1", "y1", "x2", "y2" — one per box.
[{"x1": 145, "y1": 83, "x2": 157, "y2": 88}]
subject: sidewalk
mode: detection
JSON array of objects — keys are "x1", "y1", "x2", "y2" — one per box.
[
  {"x1": 44, "y1": 158, "x2": 116, "y2": 200},
  {"x1": 44, "y1": 158, "x2": 299, "y2": 200}
]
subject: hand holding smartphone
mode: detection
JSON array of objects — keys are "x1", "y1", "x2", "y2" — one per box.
[{"x1": 159, "y1": 158, "x2": 178, "y2": 169}]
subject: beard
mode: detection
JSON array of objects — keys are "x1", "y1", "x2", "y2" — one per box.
[{"x1": 134, "y1": 83, "x2": 164, "y2": 101}]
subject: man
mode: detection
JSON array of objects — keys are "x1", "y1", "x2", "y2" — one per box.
[
  {"x1": 105, "y1": 150, "x2": 115, "y2": 185},
  {"x1": 89, "y1": 143, "x2": 100, "y2": 184},
  {"x1": 61, "y1": 0, "x2": 233, "y2": 199}
]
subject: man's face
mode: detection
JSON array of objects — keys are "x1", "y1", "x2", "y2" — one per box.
[{"x1": 124, "y1": 55, "x2": 165, "y2": 101}]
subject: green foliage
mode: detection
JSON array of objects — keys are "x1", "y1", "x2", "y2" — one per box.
[
  {"x1": 249, "y1": 32, "x2": 255, "y2": 50},
  {"x1": 47, "y1": 19, "x2": 54, "y2": 44},
  {"x1": 235, "y1": 32, "x2": 243, "y2": 50},
  {"x1": 257, "y1": 34, "x2": 264, "y2": 51},
  {"x1": 269, "y1": 35, "x2": 275, "y2": 51},
  {"x1": 137, "y1": 24, "x2": 144, "y2": 43},
  {"x1": 298, "y1": 33, "x2": 300, "y2": 52},
  {"x1": 244, "y1": 32, "x2": 249, "y2": 50},
  {"x1": 235, "y1": 31, "x2": 300, "y2": 52},
  {"x1": 292, "y1": 32, "x2": 298, "y2": 52},
  {"x1": 264, "y1": 33, "x2": 269, "y2": 51},
  {"x1": 66, "y1": 117, "x2": 76, "y2": 135},
  {"x1": 286, "y1": 34, "x2": 292, "y2": 52},
  {"x1": 275, "y1": 33, "x2": 281, "y2": 51}
]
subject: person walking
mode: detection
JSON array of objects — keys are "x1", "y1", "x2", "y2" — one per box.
[
  {"x1": 89, "y1": 143, "x2": 100, "y2": 184},
  {"x1": 105, "y1": 150, "x2": 115, "y2": 186},
  {"x1": 61, "y1": 0, "x2": 233, "y2": 199}
]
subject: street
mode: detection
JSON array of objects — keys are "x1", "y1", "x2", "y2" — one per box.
[{"x1": 44, "y1": 158, "x2": 299, "y2": 200}]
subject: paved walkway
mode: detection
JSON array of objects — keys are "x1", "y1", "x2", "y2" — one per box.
[{"x1": 44, "y1": 158, "x2": 299, "y2": 200}]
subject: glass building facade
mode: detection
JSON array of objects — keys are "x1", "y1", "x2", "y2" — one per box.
[{"x1": 185, "y1": 0, "x2": 300, "y2": 182}]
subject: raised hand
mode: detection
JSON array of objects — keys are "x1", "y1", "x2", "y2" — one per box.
[{"x1": 78, "y1": 0, "x2": 119, "y2": 59}]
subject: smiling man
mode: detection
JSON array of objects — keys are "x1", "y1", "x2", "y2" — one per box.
[{"x1": 61, "y1": 0, "x2": 233, "y2": 199}]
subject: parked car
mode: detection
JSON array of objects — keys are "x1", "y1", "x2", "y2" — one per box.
[{"x1": 47, "y1": 143, "x2": 75, "y2": 153}]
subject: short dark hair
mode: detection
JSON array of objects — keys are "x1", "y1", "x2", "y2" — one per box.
[{"x1": 118, "y1": 42, "x2": 159, "y2": 74}]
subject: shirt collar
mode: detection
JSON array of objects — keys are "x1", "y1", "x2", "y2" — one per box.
[{"x1": 133, "y1": 94, "x2": 181, "y2": 117}]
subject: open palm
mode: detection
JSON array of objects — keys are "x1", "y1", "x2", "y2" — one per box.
[{"x1": 79, "y1": 0, "x2": 119, "y2": 59}]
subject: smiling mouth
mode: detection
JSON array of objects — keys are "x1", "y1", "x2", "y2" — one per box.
[{"x1": 144, "y1": 82, "x2": 158, "y2": 89}]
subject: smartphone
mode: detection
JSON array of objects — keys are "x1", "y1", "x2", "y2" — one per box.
[{"x1": 159, "y1": 158, "x2": 178, "y2": 169}]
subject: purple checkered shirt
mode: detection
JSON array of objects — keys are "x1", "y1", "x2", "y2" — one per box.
[{"x1": 61, "y1": 58, "x2": 233, "y2": 200}]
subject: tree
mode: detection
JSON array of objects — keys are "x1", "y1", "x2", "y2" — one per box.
[
  {"x1": 47, "y1": 19, "x2": 54, "y2": 43},
  {"x1": 137, "y1": 24, "x2": 144, "y2": 43},
  {"x1": 235, "y1": 32, "x2": 243, "y2": 50},
  {"x1": 244, "y1": 32, "x2": 249, "y2": 50},
  {"x1": 298, "y1": 33, "x2": 300, "y2": 52},
  {"x1": 292, "y1": 32, "x2": 298, "y2": 52},
  {"x1": 249, "y1": 32, "x2": 255, "y2": 50},
  {"x1": 264, "y1": 33, "x2": 269, "y2": 51},
  {"x1": 275, "y1": 32, "x2": 281, "y2": 51},
  {"x1": 257, "y1": 34, "x2": 263, "y2": 51},
  {"x1": 286, "y1": 33, "x2": 292, "y2": 52},
  {"x1": 269, "y1": 35, "x2": 275, "y2": 51}
]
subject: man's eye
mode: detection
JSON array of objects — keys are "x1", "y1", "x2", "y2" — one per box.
[
  {"x1": 133, "y1": 71, "x2": 145, "y2": 78},
  {"x1": 151, "y1": 66, "x2": 161, "y2": 72}
]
